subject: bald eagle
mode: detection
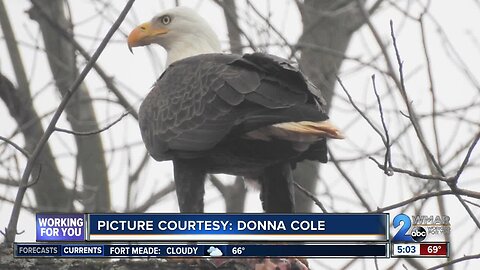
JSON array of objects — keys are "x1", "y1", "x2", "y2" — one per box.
[{"x1": 128, "y1": 7, "x2": 343, "y2": 213}]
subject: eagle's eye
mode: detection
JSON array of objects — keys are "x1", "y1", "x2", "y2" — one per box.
[{"x1": 160, "y1": 15, "x2": 171, "y2": 25}]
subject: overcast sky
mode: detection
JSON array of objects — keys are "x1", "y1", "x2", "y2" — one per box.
[{"x1": 1, "y1": 1, "x2": 479, "y2": 269}]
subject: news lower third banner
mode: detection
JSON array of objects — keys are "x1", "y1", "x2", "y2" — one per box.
[
  {"x1": 36, "y1": 213, "x2": 388, "y2": 242},
  {"x1": 15, "y1": 243, "x2": 389, "y2": 258}
]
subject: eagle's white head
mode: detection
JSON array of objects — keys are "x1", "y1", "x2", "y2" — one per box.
[{"x1": 127, "y1": 7, "x2": 221, "y2": 65}]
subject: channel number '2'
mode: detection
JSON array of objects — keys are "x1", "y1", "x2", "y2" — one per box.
[{"x1": 392, "y1": 214, "x2": 414, "y2": 242}]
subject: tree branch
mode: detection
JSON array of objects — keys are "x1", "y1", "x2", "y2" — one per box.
[
  {"x1": 55, "y1": 111, "x2": 129, "y2": 136},
  {"x1": 4, "y1": 0, "x2": 136, "y2": 245}
]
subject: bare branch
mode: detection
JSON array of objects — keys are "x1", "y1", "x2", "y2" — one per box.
[
  {"x1": 371, "y1": 75, "x2": 392, "y2": 175},
  {"x1": 0, "y1": 135, "x2": 30, "y2": 158},
  {"x1": 368, "y1": 157, "x2": 449, "y2": 182},
  {"x1": 451, "y1": 132, "x2": 480, "y2": 183},
  {"x1": 55, "y1": 111, "x2": 129, "y2": 136},
  {"x1": 372, "y1": 189, "x2": 480, "y2": 213},
  {"x1": 337, "y1": 76, "x2": 387, "y2": 144},
  {"x1": 209, "y1": 174, "x2": 227, "y2": 195},
  {"x1": 389, "y1": 20, "x2": 444, "y2": 176},
  {"x1": 132, "y1": 182, "x2": 176, "y2": 213},
  {"x1": 294, "y1": 182, "x2": 328, "y2": 213},
  {"x1": 212, "y1": 0, "x2": 257, "y2": 51},
  {"x1": 418, "y1": 14, "x2": 441, "y2": 163},
  {"x1": 330, "y1": 150, "x2": 372, "y2": 211}
]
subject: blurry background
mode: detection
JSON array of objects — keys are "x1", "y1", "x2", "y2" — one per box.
[{"x1": 0, "y1": 0, "x2": 479, "y2": 269}]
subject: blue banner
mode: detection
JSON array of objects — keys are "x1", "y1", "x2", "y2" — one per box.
[
  {"x1": 87, "y1": 213, "x2": 388, "y2": 241},
  {"x1": 15, "y1": 243, "x2": 389, "y2": 258},
  {"x1": 36, "y1": 213, "x2": 85, "y2": 241}
]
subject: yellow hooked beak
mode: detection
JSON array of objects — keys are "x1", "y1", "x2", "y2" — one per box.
[{"x1": 127, "y1": 22, "x2": 169, "y2": 53}]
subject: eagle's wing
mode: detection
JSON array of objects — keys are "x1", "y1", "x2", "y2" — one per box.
[{"x1": 139, "y1": 53, "x2": 328, "y2": 161}]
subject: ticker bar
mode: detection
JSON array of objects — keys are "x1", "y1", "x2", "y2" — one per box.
[{"x1": 15, "y1": 243, "x2": 389, "y2": 258}]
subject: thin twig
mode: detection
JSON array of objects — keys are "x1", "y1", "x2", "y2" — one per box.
[
  {"x1": 369, "y1": 0, "x2": 385, "y2": 15},
  {"x1": 129, "y1": 152, "x2": 150, "y2": 184},
  {"x1": 419, "y1": 15, "x2": 441, "y2": 163},
  {"x1": 212, "y1": 0, "x2": 257, "y2": 51},
  {"x1": 209, "y1": 174, "x2": 227, "y2": 195},
  {"x1": 55, "y1": 111, "x2": 129, "y2": 136},
  {"x1": 0, "y1": 135, "x2": 30, "y2": 158},
  {"x1": 389, "y1": 20, "x2": 444, "y2": 176},
  {"x1": 294, "y1": 182, "x2": 328, "y2": 213},
  {"x1": 131, "y1": 182, "x2": 176, "y2": 212},
  {"x1": 449, "y1": 185, "x2": 480, "y2": 229},
  {"x1": 24, "y1": 165, "x2": 42, "y2": 188},
  {"x1": 359, "y1": 0, "x2": 447, "y2": 184},
  {"x1": 244, "y1": 0, "x2": 298, "y2": 60},
  {"x1": 355, "y1": 0, "x2": 401, "y2": 88},
  {"x1": 296, "y1": 42, "x2": 390, "y2": 75},
  {"x1": 0, "y1": 177, "x2": 19, "y2": 186},
  {"x1": 0, "y1": 195, "x2": 35, "y2": 213},
  {"x1": 337, "y1": 76, "x2": 387, "y2": 144},
  {"x1": 368, "y1": 157, "x2": 450, "y2": 182},
  {"x1": 371, "y1": 74, "x2": 393, "y2": 175},
  {"x1": 330, "y1": 151, "x2": 372, "y2": 211},
  {"x1": 451, "y1": 132, "x2": 480, "y2": 183},
  {"x1": 371, "y1": 190, "x2": 480, "y2": 213}
]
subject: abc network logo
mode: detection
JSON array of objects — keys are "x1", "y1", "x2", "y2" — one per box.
[{"x1": 392, "y1": 213, "x2": 450, "y2": 242}]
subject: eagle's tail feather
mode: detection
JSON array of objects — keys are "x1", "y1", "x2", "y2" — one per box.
[
  {"x1": 245, "y1": 120, "x2": 345, "y2": 143},
  {"x1": 272, "y1": 121, "x2": 344, "y2": 140}
]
